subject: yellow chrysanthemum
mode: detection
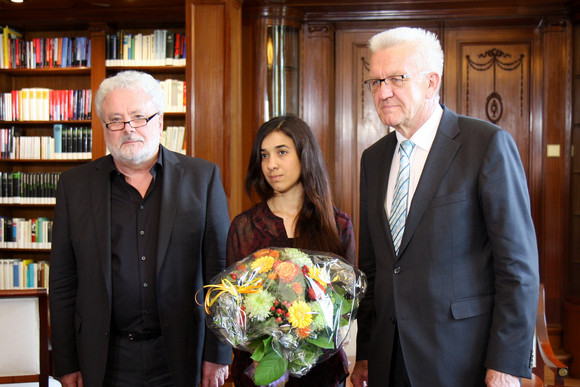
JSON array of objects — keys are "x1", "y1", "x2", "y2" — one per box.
[
  {"x1": 251, "y1": 256, "x2": 275, "y2": 273},
  {"x1": 308, "y1": 267, "x2": 330, "y2": 287},
  {"x1": 288, "y1": 300, "x2": 313, "y2": 329}
]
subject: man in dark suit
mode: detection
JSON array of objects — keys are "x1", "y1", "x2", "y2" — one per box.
[
  {"x1": 350, "y1": 27, "x2": 539, "y2": 387},
  {"x1": 49, "y1": 70, "x2": 232, "y2": 387}
]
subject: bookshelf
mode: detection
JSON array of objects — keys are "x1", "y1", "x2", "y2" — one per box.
[
  {"x1": 0, "y1": 23, "x2": 186, "y2": 289},
  {"x1": 0, "y1": 29, "x2": 92, "y2": 289}
]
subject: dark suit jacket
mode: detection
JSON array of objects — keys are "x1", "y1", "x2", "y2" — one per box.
[
  {"x1": 49, "y1": 146, "x2": 232, "y2": 387},
  {"x1": 356, "y1": 106, "x2": 539, "y2": 386}
]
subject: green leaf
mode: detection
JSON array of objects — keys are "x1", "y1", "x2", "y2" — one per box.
[
  {"x1": 250, "y1": 336, "x2": 272, "y2": 362},
  {"x1": 334, "y1": 291, "x2": 354, "y2": 315},
  {"x1": 254, "y1": 349, "x2": 288, "y2": 385},
  {"x1": 307, "y1": 334, "x2": 335, "y2": 349}
]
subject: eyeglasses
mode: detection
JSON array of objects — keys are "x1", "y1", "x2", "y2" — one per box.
[
  {"x1": 364, "y1": 73, "x2": 426, "y2": 93},
  {"x1": 104, "y1": 112, "x2": 159, "y2": 131}
]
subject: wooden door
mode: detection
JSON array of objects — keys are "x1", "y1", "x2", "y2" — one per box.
[
  {"x1": 444, "y1": 28, "x2": 540, "y2": 182},
  {"x1": 334, "y1": 29, "x2": 386, "y2": 236}
]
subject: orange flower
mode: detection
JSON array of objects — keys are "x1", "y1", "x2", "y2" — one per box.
[
  {"x1": 254, "y1": 248, "x2": 280, "y2": 259},
  {"x1": 275, "y1": 261, "x2": 300, "y2": 283},
  {"x1": 296, "y1": 326, "x2": 311, "y2": 338},
  {"x1": 292, "y1": 282, "x2": 303, "y2": 294}
]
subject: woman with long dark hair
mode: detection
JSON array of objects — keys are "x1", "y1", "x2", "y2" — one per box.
[{"x1": 226, "y1": 115, "x2": 356, "y2": 387}]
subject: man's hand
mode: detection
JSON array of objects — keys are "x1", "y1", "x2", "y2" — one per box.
[
  {"x1": 351, "y1": 360, "x2": 369, "y2": 387},
  {"x1": 485, "y1": 369, "x2": 520, "y2": 387},
  {"x1": 58, "y1": 371, "x2": 83, "y2": 387},
  {"x1": 201, "y1": 361, "x2": 229, "y2": 387}
]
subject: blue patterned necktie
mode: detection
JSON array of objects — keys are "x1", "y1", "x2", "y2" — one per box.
[{"x1": 389, "y1": 140, "x2": 415, "y2": 255}]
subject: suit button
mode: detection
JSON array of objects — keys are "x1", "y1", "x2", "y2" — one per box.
[
  {"x1": 393, "y1": 266, "x2": 401, "y2": 274},
  {"x1": 390, "y1": 317, "x2": 396, "y2": 324}
]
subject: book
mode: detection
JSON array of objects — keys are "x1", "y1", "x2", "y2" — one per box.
[
  {"x1": 165, "y1": 32, "x2": 175, "y2": 65},
  {"x1": 53, "y1": 124, "x2": 62, "y2": 154}
]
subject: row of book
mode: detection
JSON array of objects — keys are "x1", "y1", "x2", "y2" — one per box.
[
  {"x1": 105, "y1": 30, "x2": 186, "y2": 67},
  {"x1": 0, "y1": 217, "x2": 53, "y2": 249},
  {"x1": 0, "y1": 125, "x2": 92, "y2": 160},
  {"x1": 161, "y1": 126, "x2": 186, "y2": 154},
  {"x1": 0, "y1": 172, "x2": 59, "y2": 204},
  {"x1": 160, "y1": 79, "x2": 186, "y2": 113},
  {"x1": 0, "y1": 259, "x2": 49, "y2": 289},
  {"x1": 0, "y1": 88, "x2": 92, "y2": 122},
  {"x1": 1, "y1": 26, "x2": 91, "y2": 69}
]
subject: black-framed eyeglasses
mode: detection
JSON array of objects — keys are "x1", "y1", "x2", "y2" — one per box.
[{"x1": 104, "y1": 112, "x2": 159, "y2": 131}]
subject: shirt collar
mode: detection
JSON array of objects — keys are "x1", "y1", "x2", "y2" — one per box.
[{"x1": 395, "y1": 103, "x2": 443, "y2": 153}]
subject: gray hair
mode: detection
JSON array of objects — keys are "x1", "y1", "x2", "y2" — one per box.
[
  {"x1": 94, "y1": 70, "x2": 164, "y2": 119},
  {"x1": 368, "y1": 27, "x2": 444, "y2": 80}
]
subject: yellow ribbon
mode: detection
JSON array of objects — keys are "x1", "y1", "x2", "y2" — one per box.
[{"x1": 202, "y1": 277, "x2": 264, "y2": 314}]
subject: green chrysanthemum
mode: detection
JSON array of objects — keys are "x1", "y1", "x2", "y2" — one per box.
[
  {"x1": 243, "y1": 291, "x2": 275, "y2": 321},
  {"x1": 283, "y1": 248, "x2": 313, "y2": 267}
]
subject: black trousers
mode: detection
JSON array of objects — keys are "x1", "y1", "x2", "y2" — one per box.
[
  {"x1": 389, "y1": 326, "x2": 412, "y2": 387},
  {"x1": 103, "y1": 334, "x2": 174, "y2": 387}
]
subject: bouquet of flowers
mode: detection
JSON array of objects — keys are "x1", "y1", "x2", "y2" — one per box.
[{"x1": 203, "y1": 247, "x2": 367, "y2": 386}]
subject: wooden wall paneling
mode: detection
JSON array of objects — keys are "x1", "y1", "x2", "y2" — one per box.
[
  {"x1": 240, "y1": 15, "x2": 268, "y2": 212},
  {"x1": 302, "y1": 23, "x2": 336, "y2": 190},
  {"x1": 569, "y1": 23, "x2": 580, "y2": 300},
  {"x1": 229, "y1": 0, "x2": 243, "y2": 219},
  {"x1": 539, "y1": 19, "x2": 572, "y2": 322},
  {"x1": 89, "y1": 23, "x2": 108, "y2": 160},
  {"x1": 564, "y1": 20, "x2": 580, "y2": 379},
  {"x1": 186, "y1": 0, "x2": 243, "y2": 218}
]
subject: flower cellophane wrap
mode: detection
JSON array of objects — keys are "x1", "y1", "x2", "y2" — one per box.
[{"x1": 203, "y1": 247, "x2": 367, "y2": 386}]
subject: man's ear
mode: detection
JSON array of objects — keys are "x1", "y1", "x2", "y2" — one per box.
[
  {"x1": 157, "y1": 114, "x2": 164, "y2": 134},
  {"x1": 425, "y1": 72, "x2": 441, "y2": 99}
]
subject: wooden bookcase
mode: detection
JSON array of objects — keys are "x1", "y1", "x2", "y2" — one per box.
[
  {"x1": 0, "y1": 30, "x2": 93, "y2": 275},
  {"x1": 0, "y1": 23, "x2": 186, "y2": 286}
]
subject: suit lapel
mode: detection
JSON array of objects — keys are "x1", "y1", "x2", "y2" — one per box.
[
  {"x1": 377, "y1": 134, "x2": 398, "y2": 253},
  {"x1": 156, "y1": 147, "x2": 182, "y2": 273},
  {"x1": 90, "y1": 157, "x2": 114, "y2": 303},
  {"x1": 398, "y1": 107, "x2": 461, "y2": 257}
]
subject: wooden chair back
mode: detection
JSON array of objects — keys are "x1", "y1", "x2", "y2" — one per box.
[{"x1": 522, "y1": 283, "x2": 568, "y2": 387}]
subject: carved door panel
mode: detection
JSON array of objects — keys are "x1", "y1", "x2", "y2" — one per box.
[{"x1": 444, "y1": 29, "x2": 537, "y2": 180}]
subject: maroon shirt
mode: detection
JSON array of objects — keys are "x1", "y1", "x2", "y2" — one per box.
[{"x1": 225, "y1": 200, "x2": 356, "y2": 387}]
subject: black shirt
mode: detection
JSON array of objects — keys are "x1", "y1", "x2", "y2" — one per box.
[{"x1": 109, "y1": 155, "x2": 163, "y2": 333}]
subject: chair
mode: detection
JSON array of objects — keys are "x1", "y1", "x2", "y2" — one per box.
[
  {"x1": 0, "y1": 289, "x2": 50, "y2": 387},
  {"x1": 522, "y1": 283, "x2": 569, "y2": 387}
]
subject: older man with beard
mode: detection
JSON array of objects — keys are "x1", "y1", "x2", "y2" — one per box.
[{"x1": 49, "y1": 71, "x2": 232, "y2": 387}]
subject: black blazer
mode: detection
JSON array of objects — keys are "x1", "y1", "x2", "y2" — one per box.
[
  {"x1": 49, "y1": 146, "x2": 232, "y2": 387},
  {"x1": 356, "y1": 106, "x2": 539, "y2": 386}
]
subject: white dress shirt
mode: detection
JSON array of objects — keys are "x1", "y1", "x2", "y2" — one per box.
[{"x1": 385, "y1": 104, "x2": 443, "y2": 218}]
